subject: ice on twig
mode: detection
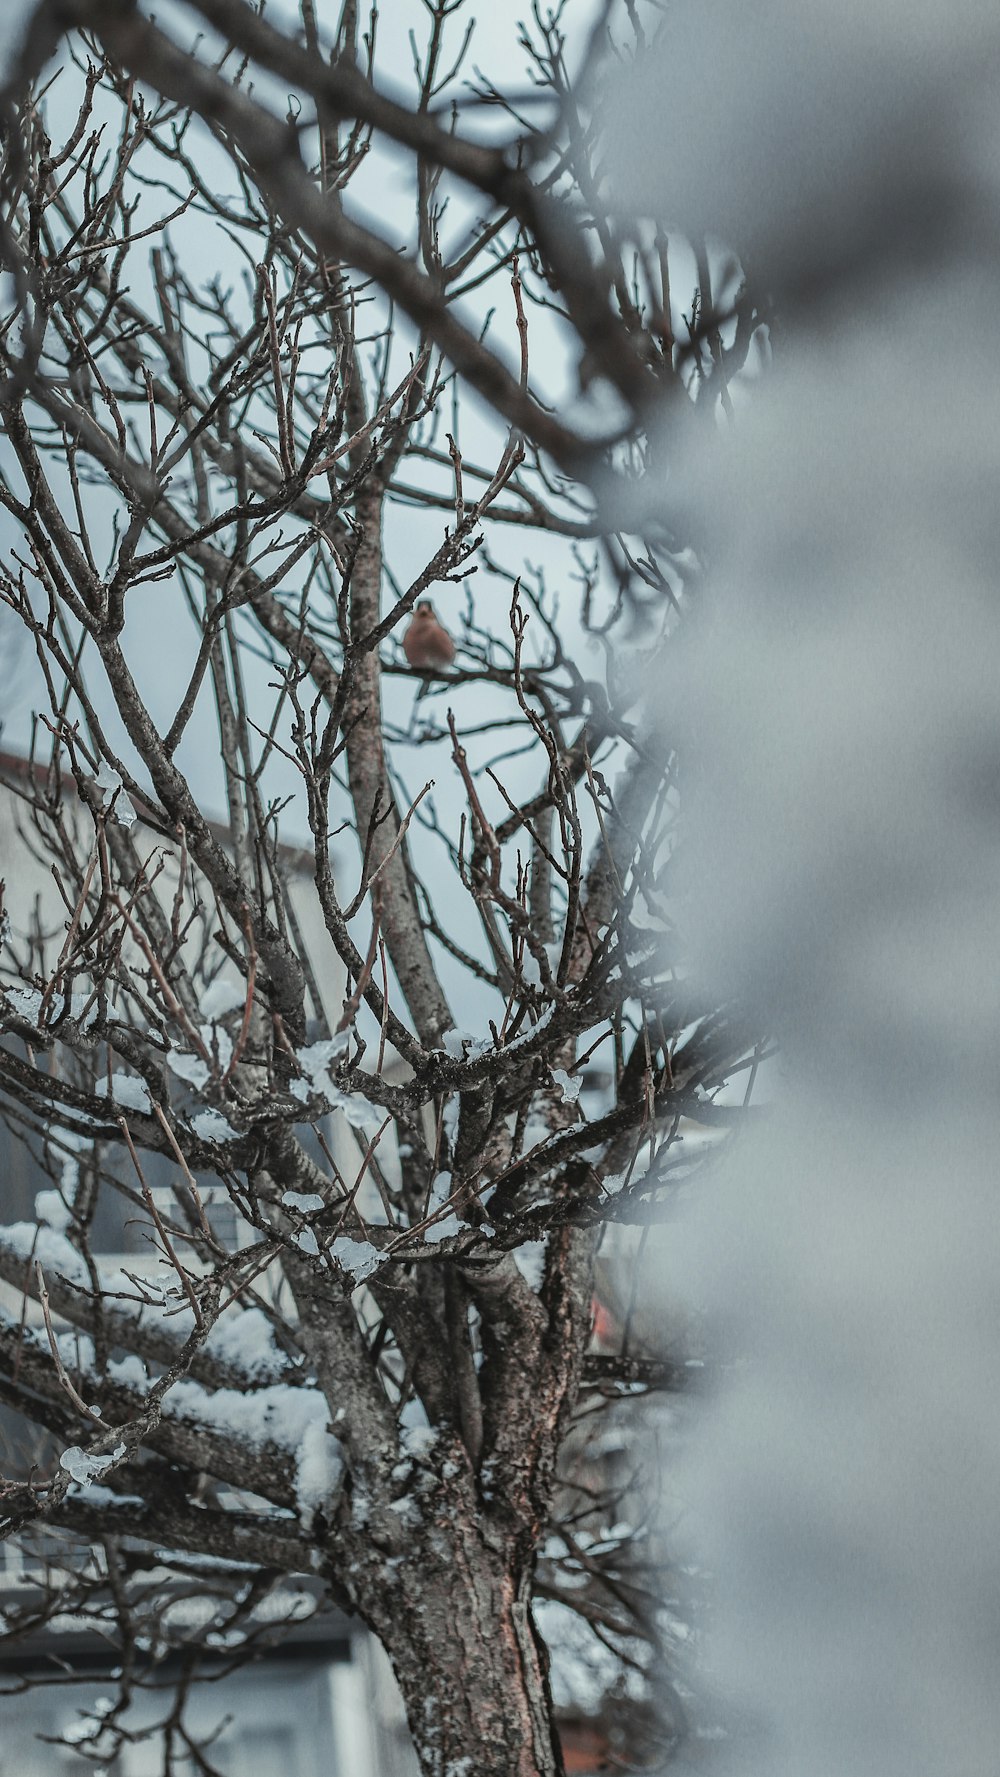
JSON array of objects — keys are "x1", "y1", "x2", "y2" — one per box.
[
  {"x1": 551, "y1": 1068, "x2": 582, "y2": 1105},
  {"x1": 94, "y1": 762, "x2": 137, "y2": 828},
  {"x1": 59, "y1": 1442, "x2": 126, "y2": 1484}
]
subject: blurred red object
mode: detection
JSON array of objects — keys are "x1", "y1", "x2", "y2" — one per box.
[{"x1": 589, "y1": 1294, "x2": 618, "y2": 1349}]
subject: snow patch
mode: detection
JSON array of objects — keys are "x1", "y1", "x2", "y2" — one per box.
[
  {"x1": 513, "y1": 1240, "x2": 547, "y2": 1292},
  {"x1": 107, "y1": 1353, "x2": 147, "y2": 1388},
  {"x1": 424, "y1": 1171, "x2": 461, "y2": 1244},
  {"x1": 163, "y1": 1378, "x2": 342, "y2": 1526},
  {"x1": 2, "y1": 982, "x2": 99, "y2": 1031},
  {"x1": 189, "y1": 1108, "x2": 240, "y2": 1142},
  {"x1": 502, "y1": 1003, "x2": 556, "y2": 1050},
  {"x1": 535, "y1": 1597, "x2": 648, "y2": 1714},
  {"x1": 35, "y1": 1189, "x2": 72, "y2": 1233},
  {"x1": 290, "y1": 1036, "x2": 382, "y2": 1128},
  {"x1": 65, "y1": 1482, "x2": 144, "y2": 1507},
  {"x1": 295, "y1": 1414, "x2": 342, "y2": 1529},
  {"x1": 282, "y1": 1191, "x2": 324, "y2": 1212},
  {"x1": 329, "y1": 1235, "x2": 385, "y2": 1282},
  {"x1": 441, "y1": 1028, "x2": 493, "y2": 1061},
  {"x1": 166, "y1": 1048, "x2": 210, "y2": 1090},
  {"x1": 95, "y1": 1071, "x2": 152, "y2": 1114},
  {"x1": 205, "y1": 1308, "x2": 287, "y2": 1382},
  {"x1": 199, "y1": 978, "x2": 246, "y2": 1020},
  {"x1": 200, "y1": 1021, "x2": 233, "y2": 1074},
  {"x1": 0, "y1": 1222, "x2": 88, "y2": 1284},
  {"x1": 425, "y1": 1211, "x2": 460, "y2": 1245}
]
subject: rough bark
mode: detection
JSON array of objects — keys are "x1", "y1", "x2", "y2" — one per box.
[
  {"x1": 359, "y1": 1229, "x2": 596, "y2": 1777},
  {"x1": 372, "y1": 1526, "x2": 562, "y2": 1777}
]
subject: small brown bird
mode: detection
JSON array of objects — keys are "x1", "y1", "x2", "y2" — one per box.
[{"x1": 402, "y1": 601, "x2": 456, "y2": 674}]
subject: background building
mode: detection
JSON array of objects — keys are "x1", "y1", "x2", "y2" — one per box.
[{"x1": 0, "y1": 749, "x2": 424, "y2": 1774}]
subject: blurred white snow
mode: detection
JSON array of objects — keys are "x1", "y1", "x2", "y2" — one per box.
[
  {"x1": 604, "y1": 4, "x2": 1000, "y2": 1772},
  {"x1": 0, "y1": 2, "x2": 36, "y2": 85},
  {"x1": 604, "y1": 1, "x2": 1000, "y2": 304}
]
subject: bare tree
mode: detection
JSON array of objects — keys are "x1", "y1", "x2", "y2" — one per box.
[{"x1": 0, "y1": 3, "x2": 763, "y2": 1772}]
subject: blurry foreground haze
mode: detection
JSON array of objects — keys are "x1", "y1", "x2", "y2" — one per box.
[{"x1": 607, "y1": 4, "x2": 1000, "y2": 1772}]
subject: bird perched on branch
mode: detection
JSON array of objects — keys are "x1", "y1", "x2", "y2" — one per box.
[{"x1": 403, "y1": 602, "x2": 456, "y2": 683}]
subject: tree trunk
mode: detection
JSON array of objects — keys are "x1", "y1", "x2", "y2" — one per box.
[
  {"x1": 366, "y1": 1527, "x2": 563, "y2": 1777},
  {"x1": 337, "y1": 1213, "x2": 594, "y2": 1776}
]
